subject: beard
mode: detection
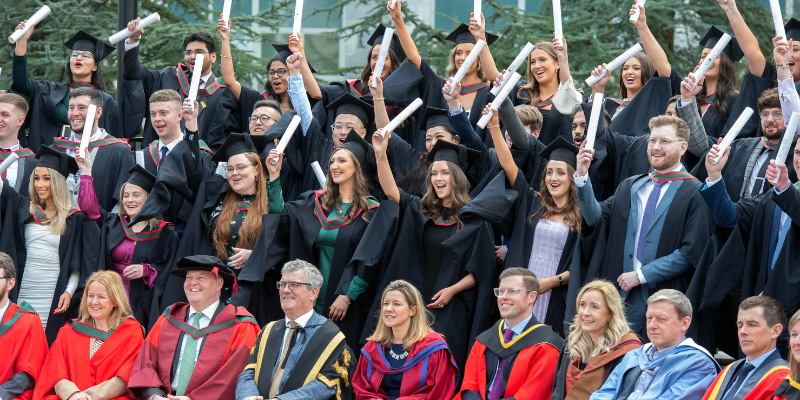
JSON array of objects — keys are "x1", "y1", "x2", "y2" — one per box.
[
  {"x1": 763, "y1": 124, "x2": 783, "y2": 141},
  {"x1": 648, "y1": 149, "x2": 681, "y2": 171}
]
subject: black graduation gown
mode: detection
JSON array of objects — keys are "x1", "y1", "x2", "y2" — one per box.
[
  {"x1": 0, "y1": 179, "x2": 100, "y2": 344},
  {"x1": 514, "y1": 87, "x2": 575, "y2": 146},
  {"x1": 717, "y1": 64, "x2": 775, "y2": 140},
  {"x1": 1, "y1": 149, "x2": 37, "y2": 198},
  {"x1": 699, "y1": 92, "x2": 737, "y2": 140},
  {"x1": 608, "y1": 72, "x2": 677, "y2": 137}
]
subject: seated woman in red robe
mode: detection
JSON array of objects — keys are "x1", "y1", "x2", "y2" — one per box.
[
  {"x1": 353, "y1": 279, "x2": 458, "y2": 400},
  {"x1": 773, "y1": 309, "x2": 800, "y2": 400},
  {"x1": 33, "y1": 270, "x2": 144, "y2": 400}
]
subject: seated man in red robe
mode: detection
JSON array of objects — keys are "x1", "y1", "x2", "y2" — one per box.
[
  {"x1": 455, "y1": 268, "x2": 564, "y2": 400},
  {"x1": 128, "y1": 255, "x2": 260, "y2": 400},
  {"x1": 0, "y1": 252, "x2": 48, "y2": 400}
]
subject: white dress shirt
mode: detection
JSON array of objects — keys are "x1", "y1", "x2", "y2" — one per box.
[
  {"x1": 1, "y1": 141, "x2": 21, "y2": 189},
  {"x1": 171, "y1": 299, "x2": 220, "y2": 391},
  {"x1": 0, "y1": 298, "x2": 10, "y2": 320},
  {"x1": 280, "y1": 309, "x2": 315, "y2": 353},
  {"x1": 158, "y1": 137, "x2": 183, "y2": 158}
]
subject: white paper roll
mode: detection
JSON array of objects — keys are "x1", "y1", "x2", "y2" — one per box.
[
  {"x1": 378, "y1": 98, "x2": 424, "y2": 139},
  {"x1": 371, "y1": 27, "x2": 394, "y2": 87},
  {"x1": 9, "y1": 6, "x2": 51, "y2": 44},
  {"x1": 293, "y1": 0, "x2": 304, "y2": 34},
  {"x1": 109, "y1": 12, "x2": 160, "y2": 44},
  {"x1": 0, "y1": 153, "x2": 19, "y2": 176},
  {"x1": 389, "y1": 0, "x2": 398, "y2": 9},
  {"x1": 553, "y1": 0, "x2": 563, "y2": 48},
  {"x1": 629, "y1": 0, "x2": 646, "y2": 23},
  {"x1": 187, "y1": 53, "x2": 204, "y2": 111},
  {"x1": 474, "y1": 0, "x2": 482, "y2": 26},
  {"x1": 79, "y1": 104, "x2": 98, "y2": 157},
  {"x1": 770, "y1": 111, "x2": 800, "y2": 183},
  {"x1": 222, "y1": 0, "x2": 233, "y2": 30},
  {"x1": 584, "y1": 93, "x2": 604, "y2": 151},
  {"x1": 584, "y1": 43, "x2": 643, "y2": 87},
  {"x1": 270, "y1": 115, "x2": 302, "y2": 164},
  {"x1": 449, "y1": 40, "x2": 486, "y2": 96},
  {"x1": 135, "y1": 150, "x2": 145, "y2": 167},
  {"x1": 491, "y1": 43, "x2": 534, "y2": 96},
  {"x1": 478, "y1": 73, "x2": 522, "y2": 129},
  {"x1": 711, "y1": 107, "x2": 754, "y2": 164},
  {"x1": 689, "y1": 33, "x2": 731, "y2": 91},
  {"x1": 311, "y1": 161, "x2": 327, "y2": 189},
  {"x1": 770, "y1": 0, "x2": 787, "y2": 43}
]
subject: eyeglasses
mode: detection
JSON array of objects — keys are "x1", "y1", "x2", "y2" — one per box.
[
  {"x1": 493, "y1": 288, "x2": 533, "y2": 298},
  {"x1": 184, "y1": 49, "x2": 208, "y2": 56},
  {"x1": 69, "y1": 51, "x2": 93, "y2": 60},
  {"x1": 759, "y1": 111, "x2": 783, "y2": 120},
  {"x1": 225, "y1": 164, "x2": 256, "y2": 175},
  {"x1": 277, "y1": 281, "x2": 313, "y2": 290},
  {"x1": 331, "y1": 123, "x2": 358, "y2": 133},
  {"x1": 0, "y1": 277, "x2": 10, "y2": 281},
  {"x1": 646, "y1": 138, "x2": 683, "y2": 148},
  {"x1": 249, "y1": 115, "x2": 277, "y2": 124},
  {"x1": 267, "y1": 68, "x2": 288, "y2": 78}
]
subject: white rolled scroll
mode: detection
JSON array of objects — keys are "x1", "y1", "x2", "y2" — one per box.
[
  {"x1": 770, "y1": 111, "x2": 800, "y2": 183},
  {"x1": 711, "y1": 107, "x2": 754, "y2": 164},
  {"x1": 221, "y1": 0, "x2": 233, "y2": 30},
  {"x1": 79, "y1": 104, "x2": 98, "y2": 158},
  {"x1": 293, "y1": 0, "x2": 304, "y2": 34},
  {"x1": 474, "y1": 0, "x2": 482, "y2": 26},
  {"x1": 477, "y1": 73, "x2": 522, "y2": 129},
  {"x1": 585, "y1": 43, "x2": 643, "y2": 87},
  {"x1": 689, "y1": 33, "x2": 731, "y2": 91},
  {"x1": 9, "y1": 6, "x2": 51, "y2": 44},
  {"x1": 770, "y1": 0, "x2": 787, "y2": 44},
  {"x1": 187, "y1": 53, "x2": 204, "y2": 111},
  {"x1": 135, "y1": 150, "x2": 145, "y2": 167},
  {"x1": 270, "y1": 115, "x2": 302, "y2": 164},
  {"x1": 491, "y1": 42, "x2": 534, "y2": 96},
  {"x1": 389, "y1": 0, "x2": 398, "y2": 8},
  {"x1": 371, "y1": 27, "x2": 394, "y2": 88},
  {"x1": 584, "y1": 93, "x2": 604, "y2": 151},
  {"x1": 0, "y1": 153, "x2": 19, "y2": 176},
  {"x1": 378, "y1": 98, "x2": 424, "y2": 139},
  {"x1": 448, "y1": 40, "x2": 486, "y2": 96},
  {"x1": 109, "y1": 12, "x2": 160, "y2": 44},
  {"x1": 553, "y1": 0, "x2": 563, "y2": 48},
  {"x1": 311, "y1": 161, "x2": 327, "y2": 189},
  {"x1": 629, "y1": 0, "x2": 646, "y2": 23}
]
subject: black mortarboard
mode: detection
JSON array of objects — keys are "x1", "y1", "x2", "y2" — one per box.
[
  {"x1": 539, "y1": 136, "x2": 578, "y2": 170},
  {"x1": 699, "y1": 26, "x2": 744, "y2": 62},
  {"x1": 35, "y1": 145, "x2": 79, "y2": 178},
  {"x1": 444, "y1": 23, "x2": 499, "y2": 46},
  {"x1": 426, "y1": 140, "x2": 480, "y2": 172},
  {"x1": 63, "y1": 30, "x2": 116, "y2": 62},
  {"x1": 329, "y1": 93, "x2": 374, "y2": 128},
  {"x1": 420, "y1": 107, "x2": 453, "y2": 131},
  {"x1": 785, "y1": 18, "x2": 800, "y2": 41},
  {"x1": 366, "y1": 23, "x2": 407, "y2": 63},
  {"x1": 212, "y1": 132, "x2": 269, "y2": 162},
  {"x1": 126, "y1": 165, "x2": 156, "y2": 194},
  {"x1": 170, "y1": 255, "x2": 238, "y2": 295},
  {"x1": 338, "y1": 129, "x2": 371, "y2": 166},
  {"x1": 271, "y1": 43, "x2": 317, "y2": 73}
]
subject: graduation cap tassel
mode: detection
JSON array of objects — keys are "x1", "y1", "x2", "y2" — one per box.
[{"x1": 242, "y1": 131, "x2": 257, "y2": 153}]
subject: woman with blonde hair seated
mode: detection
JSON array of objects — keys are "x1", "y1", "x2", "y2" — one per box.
[
  {"x1": 352, "y1": 280, "x2": 459, "y2": 400},
  {"x1": 772, "y1": 309, "x2": 800, "y2": 399},
  {"x1": 33, "y1": 271, "x2": 144, "y2": 400},
  {"x1": 551, "y1": 280, "x2": 642, "y2": 400}
]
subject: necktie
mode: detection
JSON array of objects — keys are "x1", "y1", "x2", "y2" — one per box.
[
  {"x1": 0, "y1": 148, "x2": 10, "y2": 179},
  {"x1": 750, "y1": 149, "x2": 774, "y2": 198},
  {"x1": 722, "y1": 362, "x2": 755, "y2": 400},
  {"x1": 269, "y1": 321, "x2": 297, "y2": 398},
  {"x1": 176, "y1": 312, "x2": 204, "y2": 395},
  {"x1": 489, "y1": 329, "x2": 515, "y2": 400},
  {"x1": 161, "y1": 145, "x2": 169, "y2": 161},
  {"x1": 637, "y1": 180, "x2": 668, "y2": 262},
  {"x1": 770, "y1": 216, "x2": 793, "y2": 272}
]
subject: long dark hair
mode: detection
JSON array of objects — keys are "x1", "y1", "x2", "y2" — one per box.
[
  {"x1": 397, "y1": 155, "x2": 430, "y2": 197},
  {"x1": 696, "y1": 52, "x2": 737, "y2": 122},
  {"x1": 62, "y1": 59, "x2": 107, "y2": 91},
  {"x1": 617, "y1": 53, "x2": 655, "y2": 99},
  {"x1": 319, "y1": 148, "x2": 372, "y2": 223},
  {"x1": 263, "y1": 57, "x2": 292, "y2": 108},
  {"x1": 532, "y1": 162, "x2": 581, "y2": 234},
  {"x1": 357, "y1": 46, "x2": 401, "y2": 95},
  {"x1": 421, "y1": 161, "x2": 471, "y2": 228}
]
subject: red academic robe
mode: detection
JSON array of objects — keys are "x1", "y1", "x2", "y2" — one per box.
[
  {"x1": 353, "y1": 331, "x2": 458, "y2": 400},
  {"x1": 701, "y1": 361, "x2": 789, "y2": 400},
  {"x1": 0, "y1": 302, "x2": 48, "y2": 400},
  {"x1": 33, "y1": 317, "x2": 144, "y2": 400},
  {"x1": 454, "y1": 319, "x2": 563, "y2": 400},
  {"x1": 127, "y1": 303, "x2": 259, "y2": 399},
  {"x1": 773, "y1": 377, "x2": 800, "y2": 400}
]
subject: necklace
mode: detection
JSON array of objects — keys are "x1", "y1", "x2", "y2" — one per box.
[
  {"x1": 281, "y1": 102, "x2": 291, "y2": 108},
  {"x1": 389, "y1": 347, "x2": 409, "y2": 360}
]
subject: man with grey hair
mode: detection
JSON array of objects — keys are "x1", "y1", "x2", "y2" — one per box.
[
  {"x1": 236, "y1": 259, "x2": 354, "y2": 400},
  {"x1": 591, "y1": 289, "x2": 719, "y2": 400}
]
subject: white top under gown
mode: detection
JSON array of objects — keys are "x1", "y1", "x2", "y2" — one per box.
[
  {"x1": 528, "y1": 219, "x2": 569, "y2": 323},
  {"x1": 17, "y1": 223, "x2": 79, "y2": 329}
]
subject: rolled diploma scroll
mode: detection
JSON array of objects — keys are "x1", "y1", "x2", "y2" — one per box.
[
  {"x1": 584, "y1": 93, "x2": 604, "y2": 151},
  {"x1": 293, "y1": 0, "x2": 304, "y2": 34},
  {"x1": 711, "y1": 107, "x2": 754, "y2": 164},
  {"x1": 109, "y1": 12, "x2": 160, "y2": 44},
  {"x1": 221, "y1": 0, "x2": 233, "y2": 30},
  {"x1": 187, "y1": 53, "x2": 204, "y2": 111},
  {"x1": 378, "y1": 98, "x2": 424, "y2": 139},
  {"x1": 689, "y1": 33, "x2": 731, "y2": 90},
  {"x1": 477, "y1": 73, "x2": 522, "y2": 129},
  {"x1": 629, "y1": 0, "x2": 646, "y2": 23},
  {"x1": 585, "y1": 43, "x2": 643, "y2": 87},
  {"x1": 270, "y1": 115, "x2": 302, "y2": 164},
  {"x1": 448, "y1": 40, "x2": 487, "y2": 96},
  {"x1": 475, "y1": 0, "x2": 482, "y2": 26},
  {"x1": 9, "y1": 6, "x2": 51, "y2": 43},
  {"x1": 79, "y1": 104, "x2": 98, "y2": 157},
  {"x1": 491, "y1": 42, "x2": 534, "y2": 96},
  {"x1": 389, "y1": 0, "x2": 398, "y2": 8},
  {"x1": 135, "y1": 150, "x2": 145, "y2": 167},
  {"x1": 769, "y1": 111, "x2": 800, "y2": 183},
  {"x1": 371, "y1": 27, "x2": 394, "y2": 87},
  {"x1": 553, "y1": 0, "x2": 563, "y2": 48},
  {"x1": 0, "y1": 153, "x2": 19, "y2": 176},
  {"x1": 311, "y1": 161, "x2": 327, "y2": 189},
  {"x1": 770, "y1": 0, "x2": 787, "y2": 44}
]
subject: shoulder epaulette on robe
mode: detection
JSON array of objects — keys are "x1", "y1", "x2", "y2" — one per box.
[
  {"x1": 0, "y1": 302, "x2": 38, "y2": 339},
  {"x1": 476, "y1": 319, "x2": 563, "y2": 359},
  {"x1": 53, "y1": 136, "x2": 130, "y2": 151},
  {"x1": 0, "y1": 148, "x2": 34, "y2": 161}
]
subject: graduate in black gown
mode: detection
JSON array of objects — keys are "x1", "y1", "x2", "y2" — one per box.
[
  {"x1": 0, "y1": 93, "x2": 37, "y2": 198},
  {"x1": 0, "y1": 146, "x2": 98, "y2": 344},
  {"x1": 10, "y1": 27, "x2": 120, "y2": 150}
]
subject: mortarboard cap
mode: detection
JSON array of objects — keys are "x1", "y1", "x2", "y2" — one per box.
[
  {"x1": 211, "y1": 132, "x2": 269, "y2": 163},
  {"x1": 426, "y1": 140, "x2": 480, "y2": 172},
  {"x1": 785, "y1": 18, "x2": 800, "y2": 42},
  {"x1": 35, "y1": 145, "x2": 79, "y2": 178},
  {"x1": 419, "y1": 107, "x2": 453, "y2": 131},
  {"x1": 126, "y1": 165, "x2": 156, "y2": 194},
  {"x1": 444, "y1": 23, "x2": 499, "y2": 46},
  {"x1": 338, "y1": 129, "x2": 372, "y2": 167},
  {"x1": 538, "y1": 136, "x2": 578, "y2": 170},
  {"x1": 699, "y1": 26, "x2": 744, "y2": 62},
  {"x1": 63, "y1": 30, "x2": 116, "y2": 62},
  {"x1": 366, "y1": 23, "x2": 407, "y2": 63},
  {"x1": 329, "y1": 93, "x2": 374, "y2": 129}
]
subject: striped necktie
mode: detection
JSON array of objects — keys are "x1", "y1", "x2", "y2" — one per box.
[{"x1": 175, "y1": 312, "x2": 204, "y2": 395}]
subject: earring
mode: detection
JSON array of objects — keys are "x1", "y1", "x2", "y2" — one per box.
[{"x1": 255, "y1": 175, "x2": 259, "y2": 182}]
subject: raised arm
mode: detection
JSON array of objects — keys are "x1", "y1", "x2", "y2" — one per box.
[
  {"x1": 470, "y1": 13, "x2": 500, "y2": 81},
  {"x1": 718, "y1": 0, "x2": 766, "y2": 75},
  {"x1": 389, "y1": 1, "x2": 422, "y2": 69},
  {"x1": 217, "y1": 16, "x2": 242, "y2": 101},
  {"x1": 289, "y1": 33, "x2": 322, "y2": 100},
  {"x1": 372, "y1": 131, "x2": 400, "y2": 203},
  {"x1": 369, "y1": 75, "x2": 390, "y2": 129},
  {"x1": 286, "y1": 53, "x2": 314, "y2": 134},
  {"x1": 553, "y1": 35, "x2": 572, "y2": 83},
  {"x1": 631, "y1": 4, "x2": 671, "y2": 78},
  {"x1": 484, "y1": 104, "x2": 518, "y2": 187},
  {"x1": 11, "y1": 20, "x2": 34, "y2": 96}
]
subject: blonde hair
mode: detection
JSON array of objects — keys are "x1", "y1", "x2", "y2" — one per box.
[
  {"x1": 789, "y1": 309, "x2": 800, "y2": 382},
  {"x1": 648, "y1": 115, "x2": 690, "y2": 142},
  {"x1": 567, "y1": 280, "x2": 632, "y2": 363},
  {"x1": 367, "y1": 280, "x2": 435, "y2": 351},
  {"x1": 28, "y1": 167, "x2": 73, "y2": 235},
  {"x1": 445, "y1": 45, "x2": 487, "y2": 81},
  {"x1": 118, "y1": 183, "x2": 162, "y2": 230},
  {"x1": 79, "y1": 270, "x2": 133, "y2": 329},
  {"x1": 149, "y1": 89, "x2": 182, "y2": 107}
]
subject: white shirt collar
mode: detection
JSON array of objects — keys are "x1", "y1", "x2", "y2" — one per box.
[
  {"x1": 159, "y1": 137, "x2": 183, "y2": 152},
  {"x1": 0, "y1": 141, "x2": 20, "y2": 152},
  {"x1": 188, "y1": 298, "x2": 220, "y2": 321},
  {"x1": 199, "y1": 72, "x2": 213, "y2": 89},
  {"x1": 70, "y1": 127, "x2": 107, "y2": 143},
  {"x1": 287, "y1": 308, "x2": 314, "y2": 328},
  {"x1": 0, "y1": 299, "x2": 9, "y2": 319}
]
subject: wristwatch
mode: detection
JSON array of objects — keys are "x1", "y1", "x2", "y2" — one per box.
[{"x1": 556, "y1": 274, "x2": 563, "y2": 287}]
